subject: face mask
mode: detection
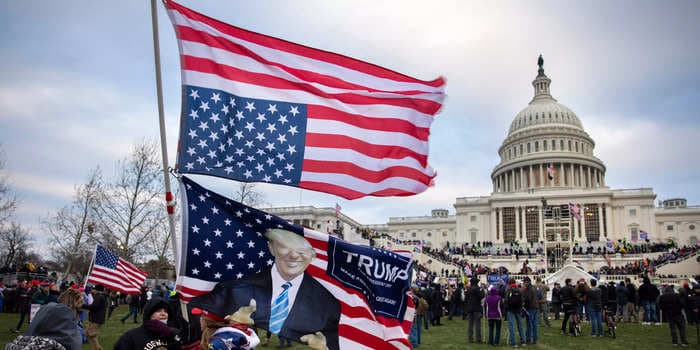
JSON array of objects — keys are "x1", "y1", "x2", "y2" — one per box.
[{"x1": 158, "y1": 319, "x2": 168, "y2": 325}]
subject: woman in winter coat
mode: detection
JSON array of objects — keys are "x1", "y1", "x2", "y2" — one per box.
[
  {"x1": 5, "y1": 288, "x2": 84, "y2": 350},
  {"x1": 484, "y1": 287, "x2": 504, "y2": 346},
  {"x1": 114, "y1": 297, "x2": 181, "y2": 350}
]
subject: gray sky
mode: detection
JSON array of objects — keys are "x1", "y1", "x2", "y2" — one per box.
[{"x1": 1, "y1": 0, "x2": 699, "y2": 241}]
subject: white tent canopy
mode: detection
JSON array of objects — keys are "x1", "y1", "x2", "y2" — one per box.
[{"x1": 545, "y1": 264, "x2": 597, "y2": 286}]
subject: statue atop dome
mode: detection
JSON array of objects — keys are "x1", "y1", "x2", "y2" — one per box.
[{"x1": 537, "y1": 54, "x2": 545, "y2": 76}]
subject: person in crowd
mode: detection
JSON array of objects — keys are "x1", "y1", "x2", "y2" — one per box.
[
  {"x1": 638, "y1": 276, "x2": 660, "y2": 325},
  {"x1": 484, "y1": 286, "x2": 503, "y2": 346},
  {"x1": 5, "y1": 288, "x2": 84, "y2": 350},
  {"x1": 605, "y1": 281, "x2": 617, "y2": 318},
  {"x1": 587, "y1": 279, "x2": 603, "y2": 337},
  {"x1": 413, "y1": 288, "x2": 428, "y2": 347},
  {"x1": 657, "y1": 285, "x2": 689, "y2": 346},
  {"x1": 31, "y1": 280, "x2": 51, "y2": 306},
  {"x1": 550, "y1": 282, "x2": 562, "y2": 320},
  {"x1": 536, "y1": 278, "x2": 551, "y2": 327},
  {"x1": 679, "y1": 283, "x2": 695, "y2": 325},
  {"x1": 11, "y1": 282, "x2": 31, "y2": 333},
  {"x1": 448, "y1": 283, "x2": 464, "y2": 320},
  {"x1": 623, "y1": 278, "x2": 638, "y2": 323},
  {"x1": 409, "y1": 288, "x2": 422, "y2": 348},
  {"x1": 114, "y1": 297, "x2": 182, "y2": 350},
  {"x1": 81, "y1": 284, "x2": 108, "y2": 350},
  {"x1": 430, "y1": 284, "x2": 443, "y2": 326},
  {"x1": 574, "y1": 279, "x2": 589, "y2": 322},
  {"x1": 616, "y1": 281, "x2": 627, "y2": 321},
  {"x1": 559, "y1": 278, "x2": 577, "y2": 335},
  {"x1": 465, "y1": 277, "x2": 484, "y2": 343},
  {"x1": 522, "y1": 277, "x2": 539, "y2": 345},
  {"x1": 107, "y1": 291, "x2": 118, "y2": 319},
  {"x1": 0, "y1": 281, "x2": 4, "y2": 313},
  {"x1": 121, "y1": 292, "x2": 141, "y2": 324},
  {"x1": 504, "y1": 278, "x2": 526, "y2": 347}
]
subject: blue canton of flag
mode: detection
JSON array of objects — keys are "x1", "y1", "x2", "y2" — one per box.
[
  {"x1": 177, "y1": 86, "x2": 307, "y2": 186},
  {"x1": 177, "y1": 175, "x2": 303, "y2": 300},
  {"x1": 95, "y1": 245, "x2": 119, "y2": 268}
]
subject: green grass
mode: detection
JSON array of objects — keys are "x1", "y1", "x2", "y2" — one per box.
[{"x1": 0, "y1": 306, "x2": 698, "y2": 349}]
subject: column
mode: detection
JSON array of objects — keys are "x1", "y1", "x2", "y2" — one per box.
[
  {"x1": 598, "y1": 205, "x2": 605, "y2": 241},
  {"x1": 511, "y1": 170, "x2": 515, "y2": 192},
  {"x1": 569, "y1": 163, "x2": 575, "y2": 187},
  {"x1": 587, "y1": 166, "x2": 591, "y2": 188},
  {"x1": 605, "y1": 204, "x2": 612, "y2": 240},
  {"x1": 559, "y1": 162, "x2": 565, "y2": 187},
  {"x1": 515, "y1": 206, "x2": 520, "y2": 243},
  {"x1": 579, "y1": 165, "x2": 584, "y2": 188},
  {"x1": 520, "y1": 167, "x2": 525, "y2": 190},
  {"x1": 601, "y1": 170, "x2": 605, "y2": 187},
  {"x1": 521, "y1": 207, "x2": 527, "y2": 240},
  {"x1": 539, "y1": 164, "x2": 544, "y2": 188},
  {"x1": 529, "y1": 165, "x2": 534, "y2": 189},
  {"x1": 538, "y1": 206, "x2": 544, "y2": 242},
  {"x1": 580, "y1": 205, "x2": 587, "y2": 241},
  {"x1": 498, "y1": 208, "x2": 504, "y2": 243},
  {"x1": 491, "y1": 208, "x2": 498, "y2": 242}
]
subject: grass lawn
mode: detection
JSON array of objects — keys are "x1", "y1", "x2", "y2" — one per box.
[{"x1": 0, "y1": 306, "x2": 698, "y2": 349}]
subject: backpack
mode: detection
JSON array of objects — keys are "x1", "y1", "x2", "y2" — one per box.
[
  {"x1": 536, "y1": 287, "x2": 543, "y2": 301},
  {"x1": 507, "y1": 288, "x2": 523, "y2": 310}
]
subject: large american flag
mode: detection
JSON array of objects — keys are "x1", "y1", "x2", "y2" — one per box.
[
  {"x1": 86, "y1": 245, "x2": 148, "y2": 294},
  {"x1": 165, "y1": 1, "x2": 446, "y2": 199},
  {"x1": 176, "y1": 176, "x2": 415, "y2": 350}
]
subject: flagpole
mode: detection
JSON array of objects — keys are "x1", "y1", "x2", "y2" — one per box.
[
  {"x1": 151, "y1": 0, "x2": 179, "y2": 274},
  {"x1": 83, "y1": 244, "x2": 98, "y2": 289}
]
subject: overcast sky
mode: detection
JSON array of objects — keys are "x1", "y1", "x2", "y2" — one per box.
[{"x1": 1, "y1": 0, "x2": 699, "y2": 242}]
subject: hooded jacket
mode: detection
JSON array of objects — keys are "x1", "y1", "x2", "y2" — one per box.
[
  {"x1": 638, "y1": 277, "x2": 660, "y2": 303},
  {"x1": 465, "y1": 280, "x2": 484, "y2": 313},
  {"x1": 5, "y1": 302, "x2": 82, "y2": 350},
  {"x1": 484, "y1": 288, "x2": 503, "y2": 320},
  {"x1": 114, "y1": 297, "x2": 181, "y2": 350}
]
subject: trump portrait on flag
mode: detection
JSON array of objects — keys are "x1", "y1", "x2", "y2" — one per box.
[{"x1": 189, "y1": 228, "x2": 341, "y2": 350}]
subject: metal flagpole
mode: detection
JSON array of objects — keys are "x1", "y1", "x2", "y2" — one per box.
[
  {"x1": 150, "y1": 0, "x2": 179, "y2": 273},
  {"x1": 83, "y1": 244, "x2": 98, "y2": 289}
]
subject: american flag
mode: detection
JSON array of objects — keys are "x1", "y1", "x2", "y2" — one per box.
[
  {"x1": 165, "y1": 1, "x2": 446, "y2": 200},
  {"x1": 547, "y1": 163, "x2": 555, "y2": 180},
  {"x1": 639, "y1": 230, "x2": 648, "y2": 240},
  {"x1": 86, "y1": 245, "x2": 147, "y2": 294},
  {"x1": 568, "y1": 201, "x2": 582, "y2": 220},
  {"x1": 176, "y1": 176, "x2": 415, "y2": 350}
]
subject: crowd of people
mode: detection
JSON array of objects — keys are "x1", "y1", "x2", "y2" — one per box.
[{"x1": 409, "y1": 270, "x2": 699, "y2": 348}]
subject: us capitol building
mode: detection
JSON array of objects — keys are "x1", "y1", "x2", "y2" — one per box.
[{"x1": 267, "y1": 56, "x2": 700, "y2": 257}]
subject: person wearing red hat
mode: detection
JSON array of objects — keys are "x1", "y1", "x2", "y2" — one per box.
[{"x1": 11, "y1": 282, "x2": 32, "y2": 333}]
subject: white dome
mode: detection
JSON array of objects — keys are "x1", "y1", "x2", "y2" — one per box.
[{"x1": 508, "y1": 99, "x2": 583, "y2": 135}]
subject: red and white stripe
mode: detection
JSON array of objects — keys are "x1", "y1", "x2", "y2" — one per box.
[
  {"x1": 166, "y1": 1, "x2": 446, "y2": 199},
  {"x1": 87, "y1": 259, "x2": 147, "y2": 295}
]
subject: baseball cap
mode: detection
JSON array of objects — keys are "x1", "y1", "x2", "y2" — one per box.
[{"x1": 191, "y1": 307, "x2": 225, "y2": 322}]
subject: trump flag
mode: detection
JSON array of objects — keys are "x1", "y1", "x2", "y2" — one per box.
[
  {"x1": 165, "y1": 1, "x2": 446, "y2": 199},
  {"x1": 176, "y1": 176, "x2": 415, "y2": 349}
]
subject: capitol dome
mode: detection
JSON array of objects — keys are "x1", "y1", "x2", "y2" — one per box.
[{"x1": 491, "y1": 55, "x2": 606, "y2": 193}]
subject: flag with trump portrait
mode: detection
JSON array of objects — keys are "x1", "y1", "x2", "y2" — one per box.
[
  {"x1": 176, "y1": 176, "x2": 415, "y2": 350},
  {"x1": 165, "y1": 0, "x2": 446, "y2": 200}
]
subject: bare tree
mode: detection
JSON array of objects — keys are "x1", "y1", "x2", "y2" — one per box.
[
  {"x1": 0, "y1": 222, "x2": 32, "y2": 268},
  {"x1": 0, "y1": 145, "x2": 19, "y2": 225},
  {"x1": 234, "y1": 182, "x2": 265, "y2": 208},
  {"x1": 44, "y1": 168, "x2": 103, "y2": 280},
  {"x1": 94, "y1": 139, "x2": 168, "y2": 262}
]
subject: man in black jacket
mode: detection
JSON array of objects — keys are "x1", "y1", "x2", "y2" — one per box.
[
  {"x1": 657, "y1": 285, "x2": 689, "y2": 346},
  {"x1": 638, "y1": 276, "x2": 660, "y2": 325},
  {"x1": 551, "y1": 282, "x2": 562, "y2": 320},
  {"x1": 559, "y1": 278, "x2": 577, "y2": 335},
  {"x1": 82, "y1": 284, "x2": 108, "y2": 350},
  {"x1": 464, "y1": 278, "x2": 484, "y2": 343}
]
